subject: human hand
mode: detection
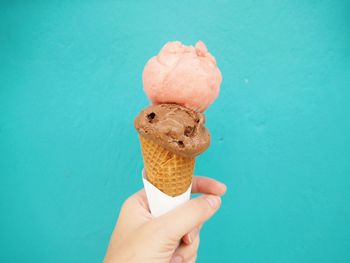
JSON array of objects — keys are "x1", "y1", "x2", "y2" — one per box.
[{"x1": 103, "y1": 176, "x2": 226, "y2": 263}]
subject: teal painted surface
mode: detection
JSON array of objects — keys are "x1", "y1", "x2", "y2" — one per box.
[{"x1": 1, "y1": 0, "x2": 350, "y2": 262}]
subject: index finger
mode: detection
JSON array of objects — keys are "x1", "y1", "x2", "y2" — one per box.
[
  {"x1": 134, "y1": 176, "x2": 226, "y2": 210},
  {"x1": 191, "y1": 176, "x2": 227, "y2": 196}
]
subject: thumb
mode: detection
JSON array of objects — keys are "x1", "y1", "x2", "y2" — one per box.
[{"x1": 154, "y1": 195, "x2": 221, "y2": 240}]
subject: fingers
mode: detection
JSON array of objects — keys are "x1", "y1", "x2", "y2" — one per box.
[
  {"x1": 155, "y1": 195, "x2": 221, "y2": 239},
  {"x1": 192, "y1": 176, "x2": 227, "y2": 196},
  {"x1": 133, "y1": 189, "x2": 149, "y2": 208},
  {"x1": 123, "y1": 189, "x2": 149, "y2": 210},
  {"x1": 128, "y1": 176, "x2": 227, "y2": 211},
  {"x1": 120, "y1": 189, "x2": 152, "y2": 226},
  {"x1": 171, "y1": 234, "x2": 200, "y2": 263},
  {"x1": 182, "y1": 227, "x2": 199, "y2": 245}
]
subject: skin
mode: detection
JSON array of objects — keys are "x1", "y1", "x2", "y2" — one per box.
[{"x1": 103, "y1": 176, "x2": 227, "y2": 263}]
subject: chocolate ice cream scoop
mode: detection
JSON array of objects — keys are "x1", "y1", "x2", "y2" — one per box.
[{"x1": 134, "y1": 104, "x2": 210, "y2": 158}]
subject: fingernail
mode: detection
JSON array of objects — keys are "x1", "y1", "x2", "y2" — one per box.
[
  {"x1": 187, "y1": 233, "x2": 192, "y2": 244},
  {"x1": 171, "y1": 255, "x2": 183, "y2": 263},
  {"x1": 190, "y1": 228, "x2": 199, "y2": 243},
  {"x1": 182, "y1": 233, "x2": 191, "y2": 245},
  {"x1": 205, "y1": 196, "x2": 221, "y2": 209},
  {"x1": 220, "y1": 182, "x2": 227, "y2": 190}
]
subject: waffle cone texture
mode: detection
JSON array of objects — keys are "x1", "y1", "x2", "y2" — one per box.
[{"x1": 139, "y1": 135, "x2": 194, "y2": 197}]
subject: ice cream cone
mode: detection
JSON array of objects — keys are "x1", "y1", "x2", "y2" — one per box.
[
  {"x1": 134, "y1": 41, "x2": 221, "y2": 215},
  {"x1": 139, "y1": 135, "x2": 194, "y2": 197}
]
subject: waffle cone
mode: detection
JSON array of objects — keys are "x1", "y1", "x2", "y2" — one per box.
[{"x1": 139, "y1": 135, "x2": 194, "y2": 197}]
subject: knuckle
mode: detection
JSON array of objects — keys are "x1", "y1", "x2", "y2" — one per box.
[
  {"x1": 122, "y1": 196, "x2": 134, "y2": 209},
  {"x1": 120, "y1": 195, "x2": 140, "y2": 214},
  {"x1": 190, "y1": 254, "x2": 198, "y2": 263},
  {"x1": 183, "y1": 238, "x2": 200, "y2": 261},
  {"x1": 192, "y1": 197, "x2": 212, "y2": 214},
  {"x1": 185, "y1": 246, "x2": 199, "y2": 262},
  {"x1": 193, "y1": 235, "x2": 200, "y2": 249}
]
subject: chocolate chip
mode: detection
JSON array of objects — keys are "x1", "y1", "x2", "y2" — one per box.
[
  {"x1": 147, "y1": 112, "x2": 156, "y2": 123},
  {"x1": 178, "y1": 141, "x2": 185, "y2": 148}
]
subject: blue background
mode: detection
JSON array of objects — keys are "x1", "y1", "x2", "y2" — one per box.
[{"x1": 1, "y1": 1, "x2": 350, "y2": 262}]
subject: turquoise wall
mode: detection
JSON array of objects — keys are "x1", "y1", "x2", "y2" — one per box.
[{"x1": 1, "y1": 1, "x2": 349, "y2": 262}]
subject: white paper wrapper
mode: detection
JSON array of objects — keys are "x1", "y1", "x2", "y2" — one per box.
[{"x1": 142, "y1": 169, "x2": 191, "y2": 217}]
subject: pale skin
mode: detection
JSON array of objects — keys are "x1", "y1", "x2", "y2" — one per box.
[{"x1": 103, "y1": 176, "x2": 227, "y2": 263}]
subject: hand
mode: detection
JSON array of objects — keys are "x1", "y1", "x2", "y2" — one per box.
[{"x1": 103, "y1": 176, "x2": 226, "y2": 263}]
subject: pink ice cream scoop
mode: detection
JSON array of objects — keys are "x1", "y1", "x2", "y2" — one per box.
[{"x1": 142, "y1": 41, "x2": 222, "y2": 112}]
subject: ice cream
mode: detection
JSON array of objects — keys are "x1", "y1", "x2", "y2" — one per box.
[
  {"x1": 134, "y1": 104, "x2": 210, "y2": 158},
  {"x1": 134, "y1": 40, "x2": 221, "y2": 207},
  {"x1": 142, "y1": 41, "x2": 222, "y2": 112}
]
